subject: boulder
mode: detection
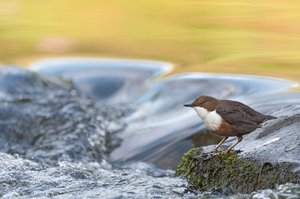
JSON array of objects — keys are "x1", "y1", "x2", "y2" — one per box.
[
  {"x1": 0, "y1": 67, "x2": 125, "y2": 165},
  {"x1": 176, "y1": 105, "x2": 300, "y2": 194}
]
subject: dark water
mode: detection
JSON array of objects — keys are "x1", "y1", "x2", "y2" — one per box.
[{"x1": 31, "y1": 58, "x2": 300, "y2": 169}]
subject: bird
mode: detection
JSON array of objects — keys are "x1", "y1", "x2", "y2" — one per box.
[{"x1": 184, "y1": 96, "x2": 276, "y2": 153}]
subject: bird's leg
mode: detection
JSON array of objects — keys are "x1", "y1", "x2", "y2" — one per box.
[
  {"x1": 225, "y1": 136, "x2": 243, "y2": 153},
  {"x1": 214, "y1": 137, "x2": 228, "y2": 152},
  {"x1": 197, "y1": 137, "x2": 228, "y2": 158}
]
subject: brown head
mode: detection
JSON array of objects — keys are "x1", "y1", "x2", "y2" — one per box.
[{"x1": 184, "y1": 95, "x2": 218, "y2": 111}]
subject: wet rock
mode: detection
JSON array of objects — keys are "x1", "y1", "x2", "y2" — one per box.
[
  {"x1": 0, "y1": 66, "x2": 199, "y2": 199},
  {"x1": 0, "y1": 64, "x2": 299, "y2": 198},
  {"x1": 250, "y1": 183, "x2": 300, "y2": 199},
  {"x1": 0, "y1": 67, "x2": 125, "y2": 165},
  {"x1": 176, "y1": 105, "x2": 300, "y2": 193},
  {"x1": 0, "y1": 153, "x2": 193, "y2": 199}
]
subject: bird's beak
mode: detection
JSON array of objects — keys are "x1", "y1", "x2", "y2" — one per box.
[{"x1": 183, "y1": 104, "x2": 193, "y2": 107}]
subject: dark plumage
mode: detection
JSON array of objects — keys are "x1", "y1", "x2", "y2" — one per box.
[{"x1": 184, "y1": 95, "x2": 276, "y2": 152}]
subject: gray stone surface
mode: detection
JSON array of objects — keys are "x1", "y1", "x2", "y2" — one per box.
[
  {"x1": 230, "y1": 104, "x2": 300, "y2": 167},
  {"x1": 0, "y1": 67, "x2": 126, "y2": 165},
  {"x1": 0, "y1": 67, "x2": 194, "y2": 199},
  {"x1": 177, "y1": 105, "x2": 300, "y2": 194}
]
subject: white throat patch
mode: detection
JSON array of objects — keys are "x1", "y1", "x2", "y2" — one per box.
[{"x1": 194, "y1": 107, "x2": 222, "y2": 131}]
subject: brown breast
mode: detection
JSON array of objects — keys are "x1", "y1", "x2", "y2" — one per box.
[{"x1": 214, "y1": 120, "x2": 236, "y2": 137}]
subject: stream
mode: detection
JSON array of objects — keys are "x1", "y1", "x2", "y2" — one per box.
[{"x1": 0, "y1": 58, "x2": 298, "y2": 198}]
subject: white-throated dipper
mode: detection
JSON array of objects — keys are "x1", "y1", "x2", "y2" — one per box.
[{"x1": 184, "y1": 96, "x2": 276, "y2": 152}]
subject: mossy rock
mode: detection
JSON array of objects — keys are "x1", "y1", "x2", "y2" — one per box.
[{"x1": 176, "y1": 147, "x2": 299, "y2": 194}]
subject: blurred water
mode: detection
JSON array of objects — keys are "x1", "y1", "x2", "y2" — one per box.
[
  {"x1": 30, "y1": 58, "x2": 300, "y2": 169},
  {"x1": 0, "y1": 58, "x2": 297, "y2": 198},
  {"x1": 31, "y1": 58, "x2": 172, "y2": 104}
]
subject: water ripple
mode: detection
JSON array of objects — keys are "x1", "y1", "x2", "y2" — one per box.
[{"x1": 30, "y1": 58, "x2": 300, "y2": 169}]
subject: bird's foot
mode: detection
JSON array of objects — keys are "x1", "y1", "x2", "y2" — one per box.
[
  {"x1": 192, "y1": 149, "x2": 243, "y2": 162},
  {"x1": 192, "y1": 150, "x2": 217, "y2": 161},
  {"x1": 193, "y1": 149, "x2": 242, "y2": 161},
  {"x1": 195, "y1": 150, "x2": 220, "y2": 160},
  {"x1": 202, "y1": 153, "x2": 214, "y2": 161},
  {"x1": 224, "y1": 149, "x2": 242, "y2": 154},
  {"x1": 213, "y1": 149, "x2": 219, "y2": 153}
]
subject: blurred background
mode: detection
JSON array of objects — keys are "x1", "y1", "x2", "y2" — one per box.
[{"x1": 1, "y1": 0, "x2": 300, "y2": 80}]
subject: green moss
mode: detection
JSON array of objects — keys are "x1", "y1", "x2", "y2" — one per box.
[
  {"x1": 175, "y1": 147, "x2": 201, "y2": 177},
  {"x1": 176, "y1": 147, "x2": 299, "y2": 193}
]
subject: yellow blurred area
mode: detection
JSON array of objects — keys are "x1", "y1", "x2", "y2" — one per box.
[{"x1": 1, "y1": 0, "x2": 300, "y2": 80}]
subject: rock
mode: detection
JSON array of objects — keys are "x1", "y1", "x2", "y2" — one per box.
[
  {"x1": 176, "y1": 105, "x2": 300, "y2": 194},
  {"x1": 0, "y1": 153, "x2": 193, "y2": 199},
  {"x1": 0, "y1": 67, "x2": 126, "y2": 165},
  {"x1": 0, "y1": 65, "x2": 299, "y2": 198},
  {"x1": 0, "y1": 67, "x2": 196, "y2": 198}
]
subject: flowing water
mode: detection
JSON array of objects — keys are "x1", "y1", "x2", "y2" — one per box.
[
  {"x1": 0, "y1": 58, "x2": 298, "y2": 198},
  {"x1": 31, "y1": 58, "x2": 300, "y2": 169}
]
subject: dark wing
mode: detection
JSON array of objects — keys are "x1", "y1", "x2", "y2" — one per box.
[
  {"x1": 223, "y1": 100, "x2": 262, "y2": 118},
  {"x1": 216, "y1": 107, "x2": 257, "y2": 125},
  {"x1": 216, "y1": 107, "x2": 260, "y2": 134},
  {"x1": 222, "y1": 100, "x2": 270, "y2": 123}
]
